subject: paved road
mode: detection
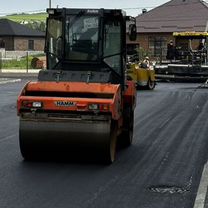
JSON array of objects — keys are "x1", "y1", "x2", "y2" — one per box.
[{"x1": 0, "y1": 79, "x2": 208, "y2": 208}]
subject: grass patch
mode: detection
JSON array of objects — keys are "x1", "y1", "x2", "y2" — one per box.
[
  {"x1": 2, "y1": 56, "x2": 35, "y2": 69},
  {"x1": 1, "y1": 13, "x2": 47, "y2": 22}
]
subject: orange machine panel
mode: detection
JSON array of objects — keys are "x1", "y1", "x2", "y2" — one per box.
[
  {"x1": 123, "y1": 80, "x2": 137, "y2": 109},
  {"x1": 17, "y1": 81, "x2": 122, "y2": 120}
]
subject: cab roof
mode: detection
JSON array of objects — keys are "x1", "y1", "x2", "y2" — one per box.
[{"x1": 47, "y1": 8, "x2": 126, "y2": 16}]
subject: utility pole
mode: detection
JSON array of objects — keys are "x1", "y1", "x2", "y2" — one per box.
[{"x1": 49, "y1": 0, "x2": 52, "y2": 8}]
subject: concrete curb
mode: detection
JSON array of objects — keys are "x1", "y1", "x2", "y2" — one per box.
[
  {"x1": 0, "y1": 69, "x2": 40, "y2": 78},
  {"x1": 0, "y1": 78, "x2": 22, "y2": 84},
  {"x1": 0, "y1": 69, "x2": 40, "y2": 73},
  {"x1": 0, "y1": 72, "x2": 38, "y2": 78}
]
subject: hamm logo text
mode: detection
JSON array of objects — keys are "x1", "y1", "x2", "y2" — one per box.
[{"x1": 55, "y1": 101, "x2": 76, "y2": 107}]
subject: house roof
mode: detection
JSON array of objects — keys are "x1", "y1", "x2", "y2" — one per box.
[
  {"x1": 0, "y1": 19, "x2": 45, "y2": 37},
  {"x1": 136, "y1": 0, "x2": 208, "y2": 33}
]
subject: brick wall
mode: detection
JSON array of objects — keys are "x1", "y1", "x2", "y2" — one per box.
[
  {"x1": 127, "y1": 33, "x2": 174, "y2": 60},
  {"x1": 14, "y1": 37, "x2": 45, "y2": 51},
  {"x1": 34, "y1": 39, "x2": 45, "y2": 51},
  {"x1": 138, "y1": 33, "x2": 173, "y2": 52}
]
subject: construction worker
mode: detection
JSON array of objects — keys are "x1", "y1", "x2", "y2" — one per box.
[
  {"x1": 166, "y1": 40, "x2": 175, "y2": 61},
  {"x1": 140, "y1": 56, "x2": 150, "y2": 69},
  {"x1": 144, "y1": 56, "x2": 150, "y2": 67},
  {"x1": 198, "y1": 41, "x2": 204, "y2": 51}
]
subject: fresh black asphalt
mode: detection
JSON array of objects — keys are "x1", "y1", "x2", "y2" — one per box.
[{"x1": 0, "y1": 79, "x2": 208, "y2": 208}]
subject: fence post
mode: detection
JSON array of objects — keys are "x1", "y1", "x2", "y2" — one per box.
[
  {"x1": 0, "y1": 51, "x2": 2, "y2": 72},
  {"x1": 26, "y1": 51, "x2": 29, "y2": 73}
]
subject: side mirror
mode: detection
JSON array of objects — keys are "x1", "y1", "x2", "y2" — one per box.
[{"x1": 129, "y1": 24, "x2": 137, "y2": 41}]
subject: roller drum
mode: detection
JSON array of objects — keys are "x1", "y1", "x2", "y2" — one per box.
[{"x1": 19, "y1": 116, "x2": 117, "y2": 163}]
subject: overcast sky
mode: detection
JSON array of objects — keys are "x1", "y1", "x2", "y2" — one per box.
[{"x1": 0, "y1": 0, "x2": 169, "y2": 16}]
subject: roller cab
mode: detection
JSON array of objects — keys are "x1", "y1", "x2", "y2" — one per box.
[{"x1": 17, "y1": 8, "x2": 137, "y2": 163}]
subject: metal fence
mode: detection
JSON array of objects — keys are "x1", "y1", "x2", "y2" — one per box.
[{"x1": 0, "y1": 50, "x2": 46, "y2": 71}]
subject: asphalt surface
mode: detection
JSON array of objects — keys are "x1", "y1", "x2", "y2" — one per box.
[{"x1": 0, "y1": 79, "x2": 208, "y2": 208}]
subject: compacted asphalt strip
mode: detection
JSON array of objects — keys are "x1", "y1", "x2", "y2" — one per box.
[
  {"x1": 0, "y1": 79, "x2": 208, "y2": 208},
  {"x1": 194, "y1": 162, "x2": 208, "y2": 208}
]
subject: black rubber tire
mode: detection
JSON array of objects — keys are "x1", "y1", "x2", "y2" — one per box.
[
  {"x1": 119, "y1": 108, "x2": 134, "y2": 148},
  {"x1": 147, "y1": 79, "x2": 155, "y2": 90}
]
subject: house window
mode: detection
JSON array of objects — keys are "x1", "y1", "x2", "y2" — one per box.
[
  {"x1": 149, "y1": 37, "x2": 167, "y2": 58},
  {"x1": 0, "y1": 39, "x2": 5, "y2": 48},
  {"x1": 28, "y1": 40, "x2": 34, "y2": 50}
]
